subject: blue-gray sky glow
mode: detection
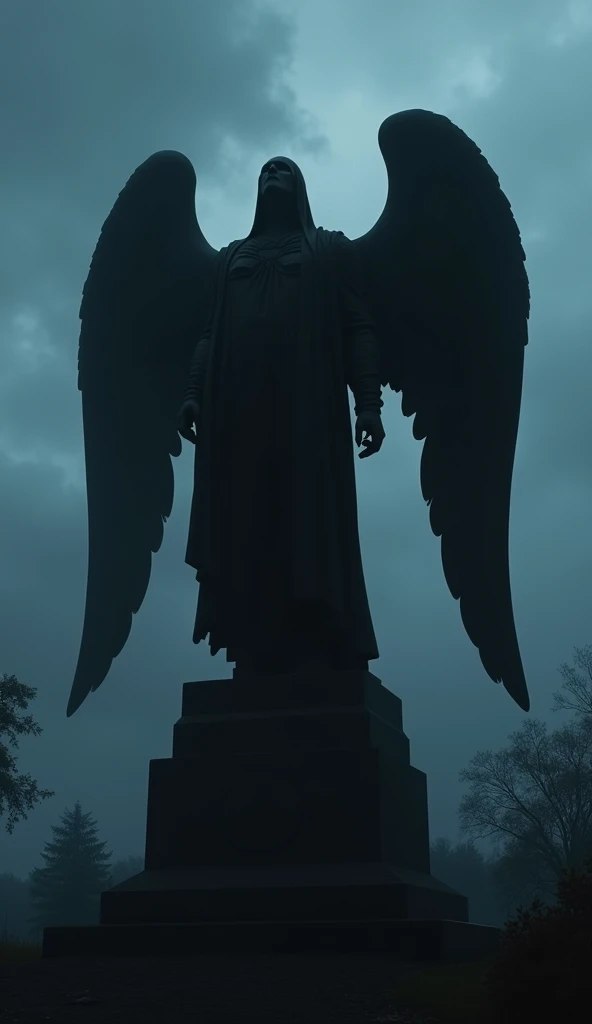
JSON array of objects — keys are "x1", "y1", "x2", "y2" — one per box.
[{"x1": 1, "y1": 0, "x2": 591, "y2": 875}]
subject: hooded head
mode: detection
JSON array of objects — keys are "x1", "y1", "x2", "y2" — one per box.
[{"x1": 248, "y1": 155, "x2": 316, "y2": 238}]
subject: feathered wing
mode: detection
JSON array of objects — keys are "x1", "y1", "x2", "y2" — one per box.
[
  {"x1": 68, "y1": 151, "x2": 217, "y2": 717},
  {"x1": 353, "y1": 109, "x2": 530, "y2": 711}
]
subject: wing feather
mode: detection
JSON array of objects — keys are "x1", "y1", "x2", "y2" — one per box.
[
  {"x1": 67, "y1": 152, "x2": 217, "y2": 716},
  {"x1": 354, "y1": 110, "x2": 530, "y2": 711}
]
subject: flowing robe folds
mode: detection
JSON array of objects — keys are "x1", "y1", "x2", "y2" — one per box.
[{"x1": 184, "y1": 222, "x2": 382, "y2": 672}]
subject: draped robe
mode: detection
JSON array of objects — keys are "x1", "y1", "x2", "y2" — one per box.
[{"x1": 184, "y1": 163, "x2": 381, "y2": 673}]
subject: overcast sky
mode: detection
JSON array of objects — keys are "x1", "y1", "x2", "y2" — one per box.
[{"x1": 1, "y1": 0, "x2": 592, "y2": 879}]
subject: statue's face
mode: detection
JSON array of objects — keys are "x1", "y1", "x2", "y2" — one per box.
[{"x1": 259, "y1": 159, "x2": 295, "y2": 196}]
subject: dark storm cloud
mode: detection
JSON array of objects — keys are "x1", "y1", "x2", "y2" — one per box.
[
  {"x1": 0, "y1": 0, "x2": 325, "y2": 445},
  {"x1": 0, "y1": 0, "x2": 327, "y2": 499}
]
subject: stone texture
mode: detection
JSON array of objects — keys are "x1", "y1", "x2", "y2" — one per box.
[
  {"x1": 146, "y1": 672, "x2": 432, "y2": 874},
  {"x1": 43, "y1": 671, "x2": 501, "y2": 962},
  {"x1": 43, "y1": 917, "x2": 500, "y2": 961}
]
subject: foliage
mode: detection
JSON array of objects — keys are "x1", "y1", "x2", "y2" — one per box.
[
  {"x1": 552, "y1": 644, "x2": 592, "y2": 718},
  {"x1": 0, "y1": 673, "x2": 54, "y2": 833},
  {"x1": 459, "y1": 717, "x2": 592, "y2": 895},
  {"x1": 485, "y1": 857, "x2": 592, "y2": 1022},
  {"x1": 430, "y1": 837, "x2": 504, "y2": 926},
  {"x1": 28, "y1": 801, "x2": 112, "y2": 937}
]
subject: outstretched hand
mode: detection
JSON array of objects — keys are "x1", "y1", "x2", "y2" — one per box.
[{"x1": 355, "y1": 410, "x2": 385, "y2": 459}]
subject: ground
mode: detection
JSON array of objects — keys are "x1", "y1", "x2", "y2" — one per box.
[{"x1": 0, "y1": 952, "x2": 446, "y2": 1023}]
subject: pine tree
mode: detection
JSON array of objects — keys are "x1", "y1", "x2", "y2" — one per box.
[{"x1": 28, "y1": 801, "x2": 112, "y2": 936}]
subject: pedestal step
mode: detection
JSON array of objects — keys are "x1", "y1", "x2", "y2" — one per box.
[
  {"x1": 100, "y1": 862, "x2": 468, "y2": 925},
  {"x1": 43, "y1": 916, "x2": 500, "y2": 963},
  {"x1": 43, "y1": 673, "x2": 480, "y2": 966},
  {"x1": 146, "y1": 673, "x2": 432, "y2": 874}
]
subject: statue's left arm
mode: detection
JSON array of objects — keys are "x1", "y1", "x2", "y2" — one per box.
[{"x1": 336, "y1": 234, "x2": 383, "y2": 417}]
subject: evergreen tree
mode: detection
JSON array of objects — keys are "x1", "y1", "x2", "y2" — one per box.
[{"x1": 28, "y1": 801, "x2": 112, "y2": 936}]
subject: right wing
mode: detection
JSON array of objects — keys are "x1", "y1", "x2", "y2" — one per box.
[
  {"x1": 67, "y1": 152, "x2": 217, "y2": 717},
  {"x1": 353, "y1": 111, "x2": 530, "y2": 711}
]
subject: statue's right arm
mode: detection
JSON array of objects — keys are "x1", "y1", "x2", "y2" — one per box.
[{"x1": 183, "y1": 326, "x2": 212, "y2": 406}]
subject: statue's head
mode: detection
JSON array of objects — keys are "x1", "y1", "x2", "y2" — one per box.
[
  {"x1": 258, "y1": 158, "x2": 297, "y2": 199},
  {"x1": 248, "y1": 155, "x2": 316, "y2": 240}
]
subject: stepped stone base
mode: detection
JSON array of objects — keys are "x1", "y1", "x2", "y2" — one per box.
[
  {"x1": 43, "y1": 916, "x2": 500, "y2": 962},
  {"x1": 43, "y1": 671, "x2": 499, "y2": 963}
]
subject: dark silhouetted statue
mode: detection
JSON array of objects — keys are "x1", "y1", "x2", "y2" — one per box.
[{"x1": 68, "y1": 109, "x2": 530, "y2": 718}]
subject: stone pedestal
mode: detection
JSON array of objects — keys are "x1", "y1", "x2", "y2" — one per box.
[{"x1": 43, "y1": 671, "x2": 500, "y2": 962}]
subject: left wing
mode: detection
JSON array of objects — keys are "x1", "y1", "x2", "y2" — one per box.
[
  {"x1": 353, "y1": 109, "x2": 530, "y2": 711},
  {"x1": 68, "y1": 152, "x2": 217, "y2": 716}
]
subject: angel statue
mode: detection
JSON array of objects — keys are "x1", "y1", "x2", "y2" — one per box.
[{"x1": 67, "y1": 108, "x2": 530, "y2": 718}]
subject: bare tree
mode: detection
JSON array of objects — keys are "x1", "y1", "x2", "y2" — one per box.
[
  {"x1": 459, "y1": 717, "x2": 592, "y2": 899},
  {"x1": 552, "y1": 644, "x2": 592, "y2": 718},
  {"x1": 0, "y1": 674, "x2": 54, "y2": 834}
]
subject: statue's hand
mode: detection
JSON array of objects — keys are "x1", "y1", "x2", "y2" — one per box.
[
  {"x1": 177, "y1": 399, "x2": 201, "y2": 444},
  {"x1": 355, "y1": 410, "x2": 385, "y2": 459}
]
